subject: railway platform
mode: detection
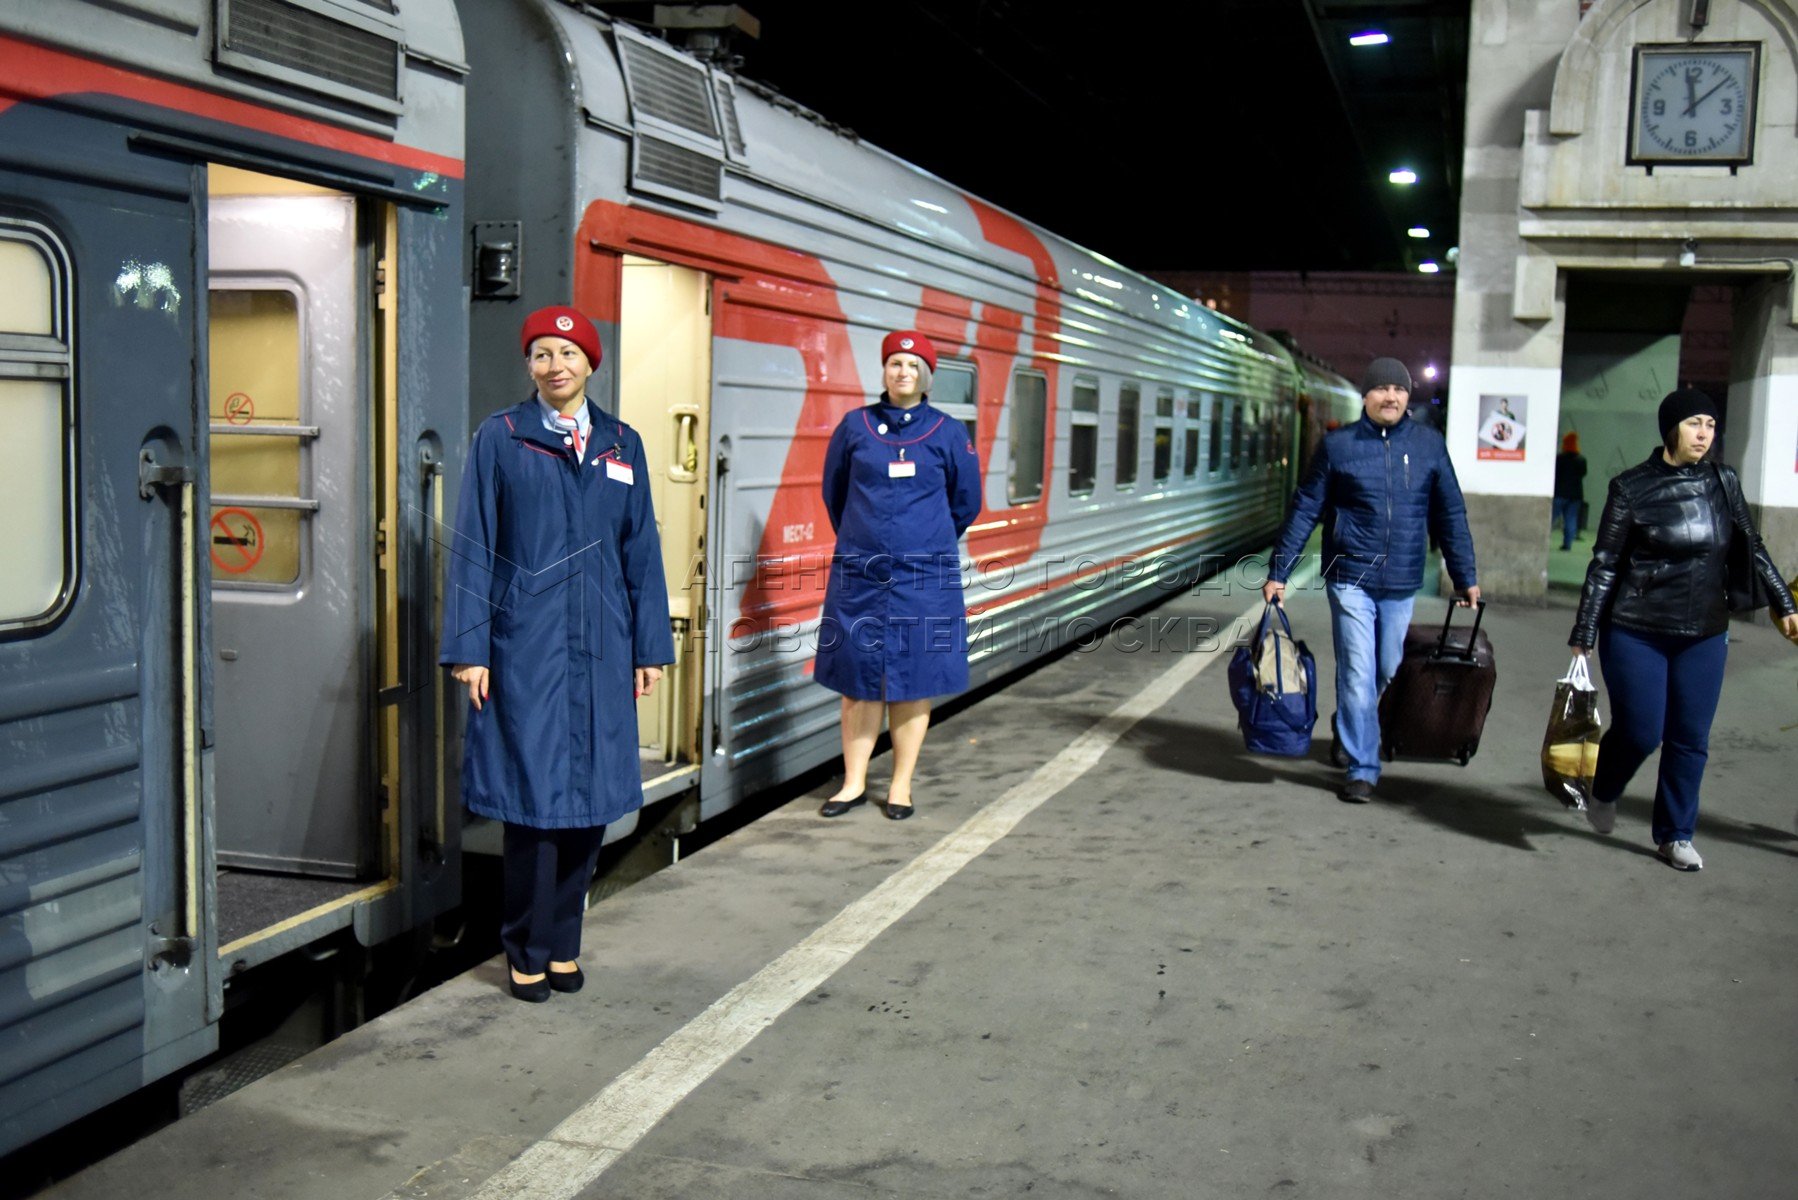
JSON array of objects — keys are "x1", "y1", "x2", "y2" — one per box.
[{"x1": 42, "y1": 580, "x2": 1798, "y2": 1199}]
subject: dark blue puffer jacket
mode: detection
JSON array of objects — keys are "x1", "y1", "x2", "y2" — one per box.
[{"x1": 1270, "y1": 414, "x2": 1477, "y2": 597}]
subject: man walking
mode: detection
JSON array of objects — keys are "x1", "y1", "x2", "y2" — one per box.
[
  {"x1": 1262, "y1": 358, "x2": 1481, "y2": 801},
  {"x1": 1552, "y1": 431, "x2": 1587, "y2": 551}
]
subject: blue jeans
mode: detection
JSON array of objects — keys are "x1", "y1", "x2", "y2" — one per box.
[
  {"x1": 1551, "y1": 497, "x2": 1580, "y2": 548},
  {"x1": 1594, "y1": 624, "x2": 1728, "y2": 844},
  {"x1": 1327, "y1": 583, "x2": 1416, "y2": 782}
]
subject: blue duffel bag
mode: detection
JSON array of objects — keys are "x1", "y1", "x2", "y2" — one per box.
[{"x1": 1227, "y1": 603, "x2": 1318, "y2": 756}]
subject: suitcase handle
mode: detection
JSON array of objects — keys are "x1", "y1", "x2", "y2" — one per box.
[{"x1": 1432, "y1": 598, "x2": 1486, "y2": 661}]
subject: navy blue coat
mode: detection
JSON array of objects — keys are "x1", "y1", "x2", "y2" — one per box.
[
  {"x1": 1269, "y1": 413, "x2": 1477, "y2": 597},
  {"x1": 815, "y1": 397, "x2": 983, "y2": 701},
  {"x1": 440, "y1": 399, "x2": 674, "y2": 829}
]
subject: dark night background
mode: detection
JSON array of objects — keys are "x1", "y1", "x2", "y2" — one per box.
[{"x1": 609, "y1": 1, "x2": 1469, "y2": 276}]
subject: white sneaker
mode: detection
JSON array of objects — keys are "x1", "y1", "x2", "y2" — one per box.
[
  {"x1": 1658, "y1": 840, "x2": 1704, "y2": 871},
  {"x1": 1585, "y1": 800, "x2": 1617, "y2": 835}
]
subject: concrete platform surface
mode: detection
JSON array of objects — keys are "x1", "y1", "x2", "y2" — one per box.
[{"x1": 44, "y1": 581, "x2": 1798, "y2": 1200}]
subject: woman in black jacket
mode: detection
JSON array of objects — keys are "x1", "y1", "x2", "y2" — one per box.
[{"x1": 1570, "y1": 389, "x2": 1798, "y2": 870}]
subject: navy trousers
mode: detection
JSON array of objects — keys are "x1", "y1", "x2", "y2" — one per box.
[
  {"x1": 1594, "y1": 624, "x2": 1728, "y2": 844},
  {"x1": 501, "y1": 822, "x2": 606, "y2": 974}
]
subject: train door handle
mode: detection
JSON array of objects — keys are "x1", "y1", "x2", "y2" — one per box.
[{"x1": 671, "y1": 406, "x2": 700, "y2": 482}]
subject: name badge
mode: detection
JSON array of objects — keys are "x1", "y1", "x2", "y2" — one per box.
[
  {"x1": 605, "y1": 459, "x2": 635, "y2": 485},
  {"x1": 888, "y1": 460, "x2": 916, "y2": 479}
]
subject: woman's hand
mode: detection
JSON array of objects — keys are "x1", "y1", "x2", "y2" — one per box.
[
  {"x1": 635, "y1": 666, "x2": 664, "y2": 698},
  {"x1": 450, "y1": 664, "x2": 490, "y2": 711},
  {"x1": 1568, "y1": 644, "x2": 1590, "y2": 658},
  {"x1": 1778, "y1": 612, "x2": 1798, "y2": 645}
]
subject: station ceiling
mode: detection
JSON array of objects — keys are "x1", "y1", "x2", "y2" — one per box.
[{"x1": 602, "y1": 0, "x2": 1472, "y2": 278}]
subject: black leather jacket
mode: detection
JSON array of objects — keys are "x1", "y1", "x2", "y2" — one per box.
[{"x1": 1571, "y1": 451, "x2": 1796, "y2": 647}]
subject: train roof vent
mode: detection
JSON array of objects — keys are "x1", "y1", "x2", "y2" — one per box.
[
  {"x1": 634, "y1": 136, "x2": 724, "y2": 208},
  {"x1": 613, "y1": 24, "x2": 730, "y2": 211},
  {"x1": 216, "y1": 0, "x2": 403, "y2": 116},
  {"x1": 713, "y1": 74, "x2": 748, "y2": 160},
  {"x1": 616, "y1": 25, "x2": 718, "y2": 140}
]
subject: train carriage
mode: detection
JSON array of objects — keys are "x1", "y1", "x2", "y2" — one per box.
[
  {"x1": 0, "y1": 0, "x2": 467, "y2": 1153},
  {"x1": 455, "y1": 0, "x2": 1359, "y2": 822},
  {"x1": 0, "y1": 0, "x2": 1360, "y2": 1155}
]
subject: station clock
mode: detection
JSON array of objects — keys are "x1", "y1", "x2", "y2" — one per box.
[{"x1": 1628, "y1": 42, "x2": 1760, "y2": 167}]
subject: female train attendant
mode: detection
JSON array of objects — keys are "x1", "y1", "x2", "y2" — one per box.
[
  {"x1": 441, "y1": 306, "x2": 674, "y2": 1000},
  {"x1": 815, "y1": 332, "x2": 983, "y2": 820},
  {"x1": 1570, "y1": 389, "x2": 1798, "y2": 871}
]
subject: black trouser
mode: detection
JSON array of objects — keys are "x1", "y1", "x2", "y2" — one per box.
[{"x1": 500, "y1": 822, "x2": 607, "y2": 974}]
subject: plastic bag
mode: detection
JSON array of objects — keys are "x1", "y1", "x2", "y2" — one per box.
[{"x1": 1541, "y1": 655, "x2": 1602, "y2": 809}]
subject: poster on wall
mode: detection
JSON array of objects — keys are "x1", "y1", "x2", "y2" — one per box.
[{"x1": 1476, "y1": 394, "x2": 1528, "y2": 461}]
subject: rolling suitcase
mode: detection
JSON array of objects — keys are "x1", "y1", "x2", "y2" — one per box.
[{"x1": 1378, "y1": 600, "x2": 1495, "y2": 765}]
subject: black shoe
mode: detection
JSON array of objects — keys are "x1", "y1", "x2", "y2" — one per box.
[
  {"x1": 508, "y1": 967, "x2": 552, "y2": 1003},
  {"x1": 883, "y1": 800, "x2": 915, "y2": 820},
  {"x1": 547, "y1": 964, "x2": 584, "y2": 994},
  {"x1": 819, "y1": 794, "x2": 866, "y2": 818},
  {"x1": 1338, "y1": 779, "x2": 1374, "y2": 804}
]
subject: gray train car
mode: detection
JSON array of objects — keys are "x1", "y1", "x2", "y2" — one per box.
[
  {"x1": 0, "y1": 0, "x2": 467, "y2": 1153},
  {"x1": 451, "y1": 0, "x2": 1357, "y2": 824}
]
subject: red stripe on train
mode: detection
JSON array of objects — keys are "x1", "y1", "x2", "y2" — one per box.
[{"x1": 0, "y1": 35, "x2": 464, "y2": 179}]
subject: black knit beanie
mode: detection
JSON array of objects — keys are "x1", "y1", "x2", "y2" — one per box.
[
  {"x1": 1360, "y1": 357, "x2": 1412, "y2": 395},
  {"x1": 1657, "y1": 388, "x2": 1718, "y2": 442}
]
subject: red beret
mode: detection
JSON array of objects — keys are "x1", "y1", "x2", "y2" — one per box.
[
  {"x1": 881, "y1": 330, "x2": 937, "y2": 373},
  {"x1": 520, "y1": 305, "x2": 601, "y2": 368}
]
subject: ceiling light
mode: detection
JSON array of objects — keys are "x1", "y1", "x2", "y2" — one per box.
[
  {"x1": 1418, "y1": 261, "x2": 1441, "y2": 274},
  {"x1": 1349, "y1": 31, "x2": 1390, "y2": 47},
  {"x1": 1389, "y1": 169, "x2": 1418, "y2": 185},
  {"x1": 1407, "y1": 226, "x2": 1430, "y2": 239},
  {"x1": 1422, "y1": 365, "x2": 1439, "y2": 380}
]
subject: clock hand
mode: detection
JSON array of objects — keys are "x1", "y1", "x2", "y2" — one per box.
[
  {"x1": 1683, "y1": 78, "x2": 1730, "y2": 117},
  {"x1": 1684, "y1": 67, "x2": 1700, "y2": 115}
]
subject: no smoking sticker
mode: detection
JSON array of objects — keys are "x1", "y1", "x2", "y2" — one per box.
[
  {"x1": 224, "y1": 392, "x2": 254, "y2": 425},
  {"x1": 209, "y1": 507, "x2": 264, "y2": 574}
]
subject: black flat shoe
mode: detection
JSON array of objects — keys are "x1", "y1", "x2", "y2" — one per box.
[
  {"x1": 547, "y1": 964, "x2": 584, "y2": 994},
  {"x1": 819, "y1": 794, "x2": 866, "y2": 818},
  {"x1": 883, "y1": 800, "x2": 915, "y2": 820},
  {"x1": 508, "y1": 968, "x2": 551, "y2": 1003}
]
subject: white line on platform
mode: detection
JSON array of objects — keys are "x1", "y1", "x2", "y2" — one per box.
[{"x1": 405, "y1": 587, "x2": 1288, "y2": 1200}]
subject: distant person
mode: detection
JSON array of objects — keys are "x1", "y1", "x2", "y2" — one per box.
[
  {"x1": 1569, "y1": 389, "x2": 1798, "y2": 871},
  {"x1": 1553, "y1": 431, "x2": 1587, "y2": 550},
  {"x1": 442, "y1": 306, "x2": 674, "y2": 1001},
  {"x1": 1264, "y1": 357, "x2": 1480, "y2": 802},
  {"x1": 814, "y1": 332, "x2": 982, "y2": 821}
]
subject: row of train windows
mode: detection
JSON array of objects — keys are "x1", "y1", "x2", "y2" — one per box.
[
  {"x1": 933, "y1": 361, "x2": 1286, "y2": 508},
  {"x1": 0, "y1": 224, "x2": 72, "y2": 632}
]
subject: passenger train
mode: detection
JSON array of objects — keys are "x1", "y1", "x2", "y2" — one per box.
[{"x1": 0, "y1": 0, "x2": 1362, "y2": 1154}]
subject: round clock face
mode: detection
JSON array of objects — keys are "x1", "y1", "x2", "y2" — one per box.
[{"x1": 1636, "y1": 50, "x2": 1755, "y2": 160}]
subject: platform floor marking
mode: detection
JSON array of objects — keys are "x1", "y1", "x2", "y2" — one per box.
[{"x1": 407, "y1": 587, "x2": 1288, "y2": 1200}]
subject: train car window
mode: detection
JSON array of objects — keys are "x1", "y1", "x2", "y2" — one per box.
[
  {"x1": 1116, "y1": 384, "x2": 1140, "y2": 489},
  {"x1": 1182, "y1": 393, "x2": 1201, "y2": 479},
  {"x1": 1007, "y1": 370, "x2": 1047, "y2": 505},
  {"x1": 0, "y1": 227, "x2": 74, "y2": 632},
  {"x1": 209, "y1": 289, "x2": 304, "y2": 585},
  {"x1": 1152, "y1": 390, "x2": 1174, "y2": 484},
  {"x1": 1069, "y1": 377, "x2": 1099, "y2": 496},
  {"x1": 1208, "y1": 397, "x2": 1224, "y2": 473},
  {"x1": 1247, "y1": 402, "x2": 1261, "y2": 468},
  {"x1": 1229, "y1": 401, "x2": 1244, "y2": 470},
  {"x1": 932, "y1": 360, "x2": 979, "y2": 446}
]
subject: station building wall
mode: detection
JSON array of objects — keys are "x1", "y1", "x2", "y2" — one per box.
[{"x1": 1453, "y1": 0, "x2": 1798, "y2": 600}]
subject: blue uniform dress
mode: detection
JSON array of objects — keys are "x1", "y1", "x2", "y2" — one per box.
[
  {"x1": 439, "y1": 397, "x2": 675, "y2": 829},
  {"x1": 815, "y1": 396, "x2": 983, "y2": 701}
]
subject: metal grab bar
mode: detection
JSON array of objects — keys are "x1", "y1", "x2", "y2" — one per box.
[
  {"x1": 208, "y1": 423, "x2": 321, "y2": 438},
  {"x1": 209, "y1": 493, "x2": 320, "y2": 512}
]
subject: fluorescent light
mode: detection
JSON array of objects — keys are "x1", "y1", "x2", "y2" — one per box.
[
  {"x1": 1407, "y1": 226, "x2": 1430, "y2": 239},
  {"x1": 1418, "y1": 261, "x2": 1441, "y2": 274},
  {"x1": 1349, "y1": 31, "x2": 1390, "y2": 46},
  {"x1": 1389, "y1": 169, "x2": 1418, "y2": 185}
]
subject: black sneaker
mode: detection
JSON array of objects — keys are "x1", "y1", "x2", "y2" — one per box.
[{"x1": 1339, "y1": 778, "x2": 1374, "y2": 803}]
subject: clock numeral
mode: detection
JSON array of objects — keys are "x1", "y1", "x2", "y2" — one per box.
[
  {"x1": 1721, "y1": 97, "x2": 1733, "y2": 115},
  {"x1": 1685, "y1": 129, "x2": 1698, "y2": 149},
  {"x1": 1652, "y1": 98, "x2": 1666, "y2": 116}
]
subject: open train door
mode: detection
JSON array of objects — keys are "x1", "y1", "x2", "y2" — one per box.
[{"x1": 616, "y1": 256, "x2": 709, "y2": 804}]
